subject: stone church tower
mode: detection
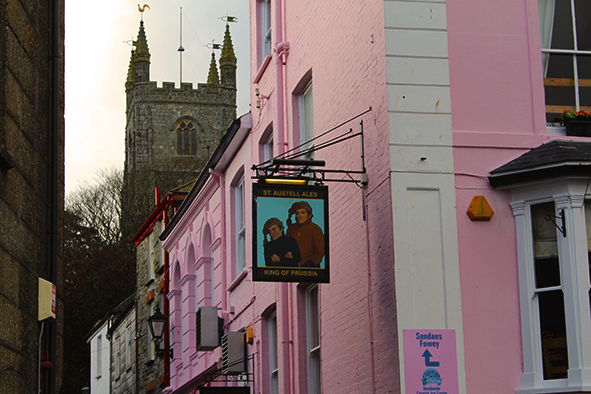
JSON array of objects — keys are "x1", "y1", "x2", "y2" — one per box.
[{"x1": 123, "y1": 19, "x2": 237, "y2": 235}]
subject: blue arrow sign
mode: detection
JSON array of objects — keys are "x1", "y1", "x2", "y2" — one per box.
[{"x1": 422, "y1": 349, "x2": 440, "y2": 367}]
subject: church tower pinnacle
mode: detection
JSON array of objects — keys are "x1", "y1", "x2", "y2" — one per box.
[
  {"x1": 219, "y1": 23, "x2": 237, "y2": 88},
  {"x1": 207, "y1": 52, "x2": 220, "y2": 85},
  {"x1": 126, "y1": 20, "x2": 151, "y2": 89}
]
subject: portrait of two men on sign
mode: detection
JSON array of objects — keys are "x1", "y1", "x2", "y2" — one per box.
[
  {"x1": 253, "y1": 184, "x2": 329, "y2": 283},
  {"x1": 262, "y1": 200, "x2": 325, "y2": 268}
]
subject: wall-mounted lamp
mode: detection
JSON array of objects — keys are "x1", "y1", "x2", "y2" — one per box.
[
  {"x1": 262, "y1": 177, "x2": 311, "y2": 185},
  {"x1": 255, "y1": 88, "x2": 270, "y2": 109},
  {"x1": 147, "y1": 304, "x2": 173, "y2": 358}
]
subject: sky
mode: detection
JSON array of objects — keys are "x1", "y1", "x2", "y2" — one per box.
[{"x1": 65, "y1": 0, "x2": 250, "y2": 194}]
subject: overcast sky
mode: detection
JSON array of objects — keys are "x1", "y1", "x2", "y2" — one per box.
[{"x1": 65, "y1": 0, "x2": 250, "y2": 194}]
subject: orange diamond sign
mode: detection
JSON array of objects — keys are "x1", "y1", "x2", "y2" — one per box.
[{"x1": 466, "y1": 195, "x2": 494, "y2": 221}]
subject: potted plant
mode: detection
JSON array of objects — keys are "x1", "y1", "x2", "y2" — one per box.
[{"x1": 559, "y1": 110, "x2": 591, "y2": 137}]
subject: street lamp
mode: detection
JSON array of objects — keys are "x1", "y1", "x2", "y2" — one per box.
[{"x1": 147, "y1": 304, "x2": 173, "y2": 358}]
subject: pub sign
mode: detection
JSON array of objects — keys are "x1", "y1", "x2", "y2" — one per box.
[{"x1": 252, "y1": 183, "x2": 329, "y2": 283}]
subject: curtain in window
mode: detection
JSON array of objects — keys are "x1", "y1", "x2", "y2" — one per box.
[
  {"x1": 539, "y1": 0, "x2": 556, "y2": 76},
  {"x1": 532, "y1": 202, "x2": 558, "y2": 258}
]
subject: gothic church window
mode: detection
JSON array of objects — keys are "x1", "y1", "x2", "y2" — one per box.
[{"x1": 176, "y1": 120, "x2": 198, "y2": 156}]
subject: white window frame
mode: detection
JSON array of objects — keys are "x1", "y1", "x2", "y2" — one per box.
[
  {"x1": 306, "y1": 285, "x2": 321, "y2": 394},
  {"x1": 260, "y1": 0, "x2": 272, "y2": 62},
  {"x1": 234, "y1": 175, "x2": 246, "y2": 275},
  {"x1": 511, "y1": 178, "x2": 591, "y2": 393}
]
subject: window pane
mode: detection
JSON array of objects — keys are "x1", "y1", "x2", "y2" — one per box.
[
  {"x1": 586, "y1": 202, "x2": 591, "y2": 282},
  {"x1": 532, "y1": 203, "x2": 561, "y2": 288},
  {"x1": 547, "y1": 54, "x2": 574, "y2": 79},
  {"x1": 539, "y1": 290, "x2": 568, "y2": 380},
  {"x1": 306, "y1": 285, "x2": 321, "y2": 394},
  {"x1": 575, "y1": 0, "x2": 591, "y2": 50},
  {"x1": 269, "y1": 313, "x2": 278, "y2": 394},
  {"x1": 550, "y1": 0, "x2": 575, "y2": 50},
  {"x1": 308, "y1": 286, "x2": 319, "y2": 348}
]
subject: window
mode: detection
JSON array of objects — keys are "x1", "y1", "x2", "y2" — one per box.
[
  {"x1": 147, "y1": 303, "x2": 156, "y2": 361},
  {"x1": 151, "y1": 221, "x2": 163, "y2": 272},
  {"x1": 268, "y1": 312, "x2": 279, "y2": 394},
  {"x1": 530, "y1": 202, "x2": 568, "y2": 380},
  {"x1": 490, "y1": 140, "x2": 591, "y2": 392},
  {"x1": 115, "y1": 336, "x2": 121, "y2": 378},
  {"x1": 510, "y1": 187, "x2": 591, "y2": 391},
  {"x1": 126, "y1": 325, "x2": 133, "y2": 370},
  {"x1": 176, "y1": 119, "x2": 198, "y2": 155},
  {"x1": 146, "y1": 232, "x2": 155, "y2": 283},
  {"x1": 260, "y1": 124, "x2": 274, "y2": 164},
  {"x1": 538, "y1": 0, "x2": 591, "y2": 123},
  {"x1": 306, "y1": 285, "x2": 321, "y2": 394},
  {"x1": 299, "y1": 82, "x2": 314, "y2": 159},
  {"x1": 96, "y1": 335, "x2": 102, "y2": 378},
  {"x1": 260, "y1": 0, "x2": 272, "y2": 62},
  {"x1": 234, "y1": 175, "x2": 246, "y2": 275}
]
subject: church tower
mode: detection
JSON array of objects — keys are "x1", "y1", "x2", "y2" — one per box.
[{"x1": 123, "y1": 17, "x2": 237, "y2": 236}]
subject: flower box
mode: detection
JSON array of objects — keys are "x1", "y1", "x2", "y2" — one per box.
[{"x1": 565, "y1": 120, "x2": 591, "y2": 137}]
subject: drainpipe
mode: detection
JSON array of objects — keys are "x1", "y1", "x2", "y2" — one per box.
[
  {"x1": 273, "y1": 0, "x2": 293, "y2": 392},
  {"x1": 48, "y1": 0, "x2": 60, "y2": 393}
]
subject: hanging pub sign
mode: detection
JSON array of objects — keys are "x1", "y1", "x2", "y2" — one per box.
[{"x1": 252, "y1": 183, "x2": 329, "y2": 283}]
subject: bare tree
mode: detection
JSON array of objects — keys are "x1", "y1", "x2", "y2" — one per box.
[
  {"x1": 66, "y1": 167, "x2": 123, "y2": 244},
  {"x1": 61, "y1": 167, "x2": 136, "y2": 394}
]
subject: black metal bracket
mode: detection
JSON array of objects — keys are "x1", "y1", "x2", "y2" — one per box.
[
  {"x1": 251, "y1": 159, "x2": 367, "y2": 187},
  {"x1": 545, "y1": 209, "x2": 566, "y2": 237},
  {"x1": 154, "y1": 338, "x2": 173, "y2": 359}
]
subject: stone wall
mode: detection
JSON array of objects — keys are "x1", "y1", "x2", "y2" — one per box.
[{"x1": 0, "y1": 1, "x2": 65, "y2": 393}]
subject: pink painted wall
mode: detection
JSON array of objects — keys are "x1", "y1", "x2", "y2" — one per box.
[
  {"x1": 163, "y1": 0, "x2": 399, "y2": 392},
  {"x1": 447, "y1": 0, "x2": 550, "y2": 392}
]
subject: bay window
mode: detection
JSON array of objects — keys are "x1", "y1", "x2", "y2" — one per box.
[{"x1": 490, "y1": 140, "x2": 591, "y2": 392}]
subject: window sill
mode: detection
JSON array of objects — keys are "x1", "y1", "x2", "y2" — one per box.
[
  {"x1": 546, "y1": 125, "x2": 566, "y2": 136},
  {"x1": 144, "y1": 278, "x2": 154, "y2": 287},
  {"x1": 228, "y1": 270, "x2": 248, "y2": 292},
  {"x1": 516, "y1": 387, "x2": 591, "y2": 393},
  {"x1": 254, "y1": 54, "x2": 272, "y2": 84}
]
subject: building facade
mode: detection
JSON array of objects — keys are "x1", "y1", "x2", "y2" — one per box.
[
  {"x1": 123, "y1": 18, "x2": 238, "y2": 235},
  {"x1": 108, "y1": 296, "x2": 138, "y2": 394},
  {"x1": 155, "y1": 0, "x2": 591, "y2": 393},
  {"x1": 0, "y1": 1, "x2": 65, "y2": 393},
  {"x1": 132, "y1": 187, "x2": 189, "y2": 394},
  {"x1": 86, "y1": 319, "x2": 111, "y2": 394}
]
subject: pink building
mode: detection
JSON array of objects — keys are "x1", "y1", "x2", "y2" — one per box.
[{"x1": 158, "y1": 0, "x2": 591, "y2": 393}]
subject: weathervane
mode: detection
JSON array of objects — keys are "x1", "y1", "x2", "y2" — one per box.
[
  {"x1": 206, "y1": 39, "x2": 221, "y2": 52},
  {"x1": 220, "y1": 15, "x2": 238, "y2": 23},
  {"x1": 138, "y1": 4, "x2": 150, "y2": 20}
]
